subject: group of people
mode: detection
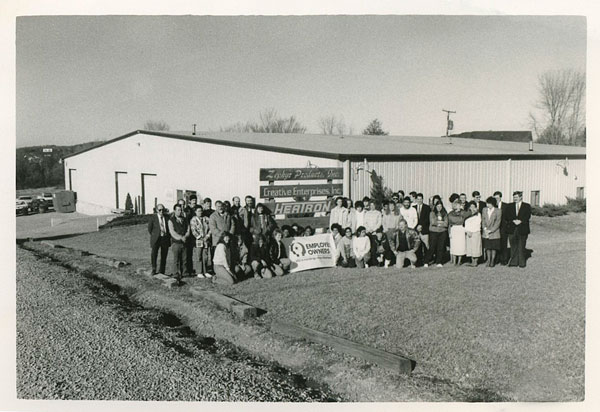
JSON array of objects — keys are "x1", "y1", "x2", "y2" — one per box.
[
  {"x1": 148, "y1": 189, "x2": 532, "y2": 285},
  {"x1": 327, "y1": 190, "x2": 531, "y2": 270},
  {"x1": 148, "y1": 195, "x2": 290, "y2": 285}
]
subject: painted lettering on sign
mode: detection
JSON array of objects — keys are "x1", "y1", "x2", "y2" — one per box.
[
  {"x1": 259, "y1": 168, "x2": 343, "y2": 181},
  {"x1": 264, "y1": 201, "x2": 331, "y2": 216},
  {"x1": 260, "y1": 184, "x2": 343, "y2": 198}
]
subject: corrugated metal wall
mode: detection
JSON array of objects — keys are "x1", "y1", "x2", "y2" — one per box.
[{"x1": 350, "y1": 158, "x2": 585, "y2": 205}]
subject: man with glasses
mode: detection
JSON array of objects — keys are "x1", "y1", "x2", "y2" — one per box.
[{"x1": 148, "y1": 204, "x2": 170, "y2": 275}]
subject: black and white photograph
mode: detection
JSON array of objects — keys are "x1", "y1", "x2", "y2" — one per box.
[{"x1": 3, "y1": 1, "x2": 598, "y2": 410}]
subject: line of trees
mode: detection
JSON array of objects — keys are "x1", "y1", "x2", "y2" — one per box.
[{"x1": 221, "y1": 108, "x2": 307, "y2": 134}]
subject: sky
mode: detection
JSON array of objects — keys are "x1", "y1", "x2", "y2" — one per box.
[{"x1": 16, "y1": 15, "x2": 586, "y2": 147}]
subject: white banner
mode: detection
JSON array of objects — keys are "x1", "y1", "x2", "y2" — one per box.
[{"x1": 282, "y1": 233, "x2": 337, "y2": 273}]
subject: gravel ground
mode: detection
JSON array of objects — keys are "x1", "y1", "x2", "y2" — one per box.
[{"x1": 16, "y1": 247, "x2": 341, "y2": 401}]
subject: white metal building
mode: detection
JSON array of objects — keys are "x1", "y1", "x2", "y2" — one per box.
[{"x1": 63, "y1": 130, "x2": 586, "y2": 215}]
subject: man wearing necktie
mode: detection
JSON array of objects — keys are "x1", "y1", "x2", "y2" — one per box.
[
  {"x1": 413, "y1": 193, "x2": 431, "y2": 264},
  {"x1": 505, "y1": 191, "x2": 531, "y2": 268},
  {"x1": 148, "y1": 204, "x2": 171, "y2": 275}
]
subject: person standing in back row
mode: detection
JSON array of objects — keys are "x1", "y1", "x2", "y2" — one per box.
[
  {"x1": 414, "y1": 193, "x2": 431, "y2": 261},
  {"x1": 399, "y1": 196, "x2": 418, "y2": 229},
  {"x1": 148, "y1": 204, "x2": 170, "y2": 275},
  {"x1": 505, "y1": 191, "x2": 531, "y2": 268},
  {"x1": 209, "y1": 201, "x2": 234, "y2": 258},
  {"x1": 168, "y1": 203, "x2": 190, "y2": 280},
  {"x1": 494, "y1": 191, "x2": 510, "y2": 265}
]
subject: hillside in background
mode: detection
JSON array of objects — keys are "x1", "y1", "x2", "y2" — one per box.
[{"x1": 16, "y1": 141, "x2": 103, "y2": 190}]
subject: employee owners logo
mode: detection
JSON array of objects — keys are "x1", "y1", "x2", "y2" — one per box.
[{"x1": 290, "y1": 242, "x2": 306, "y2": 258}]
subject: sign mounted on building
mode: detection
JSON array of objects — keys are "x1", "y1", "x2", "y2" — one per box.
[
  {"x1": 265, "y1": 200, "x2": 331, "y2": 216},
  {"x1": 282, "y1": 233, "x2": 337, "y2": 273},
  {"x1": 260, "y1": 167, "x2": 343, "y2": 181},
  {"x1": 260, "y1": 184, "x2": 343, "y2": 199}
]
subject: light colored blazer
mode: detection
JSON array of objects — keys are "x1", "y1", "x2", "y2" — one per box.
[{"x1": 481, "y1": 207, "x2": 502, "y2": 239}]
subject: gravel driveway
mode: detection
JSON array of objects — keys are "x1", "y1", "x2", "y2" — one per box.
[{"x1": 16, "y1": 247, "x2": 340, "y2": 401}]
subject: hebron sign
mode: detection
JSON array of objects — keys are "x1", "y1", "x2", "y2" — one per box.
[
  {"x1": 282, "y1": 233, "x2": 337, "y2": 273},
  {"x1": 265, "y1": 200, "x2": 331, "y2": 215},
  {"x1": 260, "y1": 184, "x2": 343, "y2": 199},
  {"x1": 260, "y1": 167, "x2": 343, "y2": 182}
]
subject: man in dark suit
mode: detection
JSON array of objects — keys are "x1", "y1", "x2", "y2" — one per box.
[
  {"x1": 413, "y1": 193, "x2": 431, "y2": 265},
  {"x1": 494, "y1": 191, "x2": 510, "y2": 265},
  {"x1": 472, "y1": 191, "x2": 487, "y2": 214},
  {"x1": 505, "y1": 191, "x2": 531, "y2": 268},
  {"x1": 184, "y1": 195, "x2": 198, "y2": 275},
  {"x1": 148, "y1": 203, "x2": 171, "y2": 275}
]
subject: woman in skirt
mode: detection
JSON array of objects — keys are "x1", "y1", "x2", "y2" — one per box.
[
  {"x1": 481, "y1": 196, "x2": 502, "y2": 267},
  {"x1": 448, "y1": 200, "x2": 466, "y2": 265},
  {"x1": 464, "y1": 202, "x2": 482, "y2": 267}
]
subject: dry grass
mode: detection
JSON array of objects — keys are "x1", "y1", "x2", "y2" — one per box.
[{"x1": 52, "y1": 213, "x2": 586, "y2": 401}]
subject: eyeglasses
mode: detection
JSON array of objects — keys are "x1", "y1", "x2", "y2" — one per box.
[{"x1": 157, "y1": 208, "x2": 164, "y2": 211}]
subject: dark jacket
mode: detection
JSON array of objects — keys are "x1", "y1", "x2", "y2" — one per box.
[
  {"x1": 148, "y1": 213, "x2": 171, "y2": 247},
  {"x1": 504, "y1": 202, "x2": 531, "y2": 235},
  {"x1": 499, "y1": 201, "x2": 510, "y2": 233},
  {"x1": 394, "y1": 228, "x2": 421, "y2": 252},
  {"x1": 250, "y1": 243, "x2": 271, "y2": 265},
  {"x1": 413, "y1": 203, "x2": 431, "y2": 235},
  {"x1": 250, "y1": 212, "x2": 275, "y2": 237},
  {"x1": 370, "y1": 234, "x2": 395, "y2": 260},
  {"x1": 476, "y1": 200, "x2": 487, "y2": 214},
  {"x1": 268, "y1": 239, "x2": 288, "y2": 264}
]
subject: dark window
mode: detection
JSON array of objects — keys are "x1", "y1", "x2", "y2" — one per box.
[{"x1": 530, "y1": 190, "x2": 540, "y2": 207}]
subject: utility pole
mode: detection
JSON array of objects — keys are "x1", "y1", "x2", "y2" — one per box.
[{"x1": 442, "y1": 109, "x2": 456, "y2": 144}]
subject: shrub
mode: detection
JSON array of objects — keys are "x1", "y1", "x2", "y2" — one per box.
[
  {"x1": 566, "y1": 197, "x2": 586, "y2": 213},
  {"x1": 99, "y1": 213, "x2": 154, "y2": 230},
  {"x1": 532, "y1": 203, "x2": 569, "y2": 217},
  {"x1": 125, "y1": 193, "x2": 133, "y2": 212}
]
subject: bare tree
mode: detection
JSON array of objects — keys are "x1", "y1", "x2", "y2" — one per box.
[
  {"x1": 221, "y1": 109, "x2": 306, "y2": 134},
  {"x1": 143, "y1": 120, "x2": 170, "y2": 131},
  {"x1": 529, "y1": 69, "x2": 585, "y2": 146},
  {"x1": 318, "y1": 115, "x2": 351, "y2": 135}
]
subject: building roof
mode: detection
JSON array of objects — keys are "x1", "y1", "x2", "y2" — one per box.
[
  {"x1": 450, "y1": 130, "x2": 533, "y2": 143},
  {"x1": 63, "y1": 129, "x2": 586, "y2": 161}
]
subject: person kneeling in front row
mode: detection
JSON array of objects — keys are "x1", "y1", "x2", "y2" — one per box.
[
  {"x1": 370, "y1": 227, "x2": 395, "y2": 268},
  {"x1": 268, "y1": 229, "x2": 291, "y2": 276},
  {"x1": 250, "y1": 234, "x2": 273, "y2": 279},
  {"x1": 212, "y1": 232, "x2": 238, "y2": 285},
  {"x1": 352, "y1": 226, "x2": 372, "y2": 268},
  {"x1": 394, "y1": 220, "x2": 421, "y2": 269}
]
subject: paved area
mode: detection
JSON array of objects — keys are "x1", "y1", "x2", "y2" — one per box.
[
  {"x1": 16, "y1": 211, "x2": 112, "y2": 241},
  {"x1": 16, "y1": 247, "x2": 339, "y2": 401}
]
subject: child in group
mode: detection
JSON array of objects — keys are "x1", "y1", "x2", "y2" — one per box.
[
  {"x1": 232, "y1": 235, "x2": 252, "y2": 278},
  {"x1": 352, "y1": 226, "x2": 372, "y2": 268},
  {"x1": 290, "y1": 223, "x2": 302, "y2": 237},
  {"x1": 370, "y1": 227, "x2": 395, "y2": 268},
  {"x1": 330, "y1": 223, "x2": 344, "y2": 265},
  {"x1": 190, "y1": 205, "x2": 212, "y2": 278},
  {"x1": 250, "y1": 234, "x2": 273, "y2": 279},
  {"x1": 338, "y1": 227, "x2": 355, "y2": 267},
  {"x1": 212, "y1": 232, "x2": 237, "y2": 285},
  {"x1": 347, "y1": 200, "x2": 366, "y2": 234},
  {"x1": 268, "y1": 229, "x2": 291, "y2": 276},
  {"x1": 281, "y1": 225, "x2": 293, "y2": 238}
]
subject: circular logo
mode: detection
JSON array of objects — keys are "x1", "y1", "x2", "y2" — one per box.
[{"x1": 290, "y1": 242, "x2": 307, "y2": 258}]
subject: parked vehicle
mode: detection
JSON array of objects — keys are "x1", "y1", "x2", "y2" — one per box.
[
  {"x1": 16, "y1": 200, "x2": 28, "y2": 216},
  {"x1": 18, "y1": 195, "x2": 34, "y2": 206},
  {"x1": 37, "y1": 192, "x2": 54, "y2": 210}
]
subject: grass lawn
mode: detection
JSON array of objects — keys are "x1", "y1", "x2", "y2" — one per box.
[{"x1": 52, "y1": 213, "x2": 586, "y2": 401}]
